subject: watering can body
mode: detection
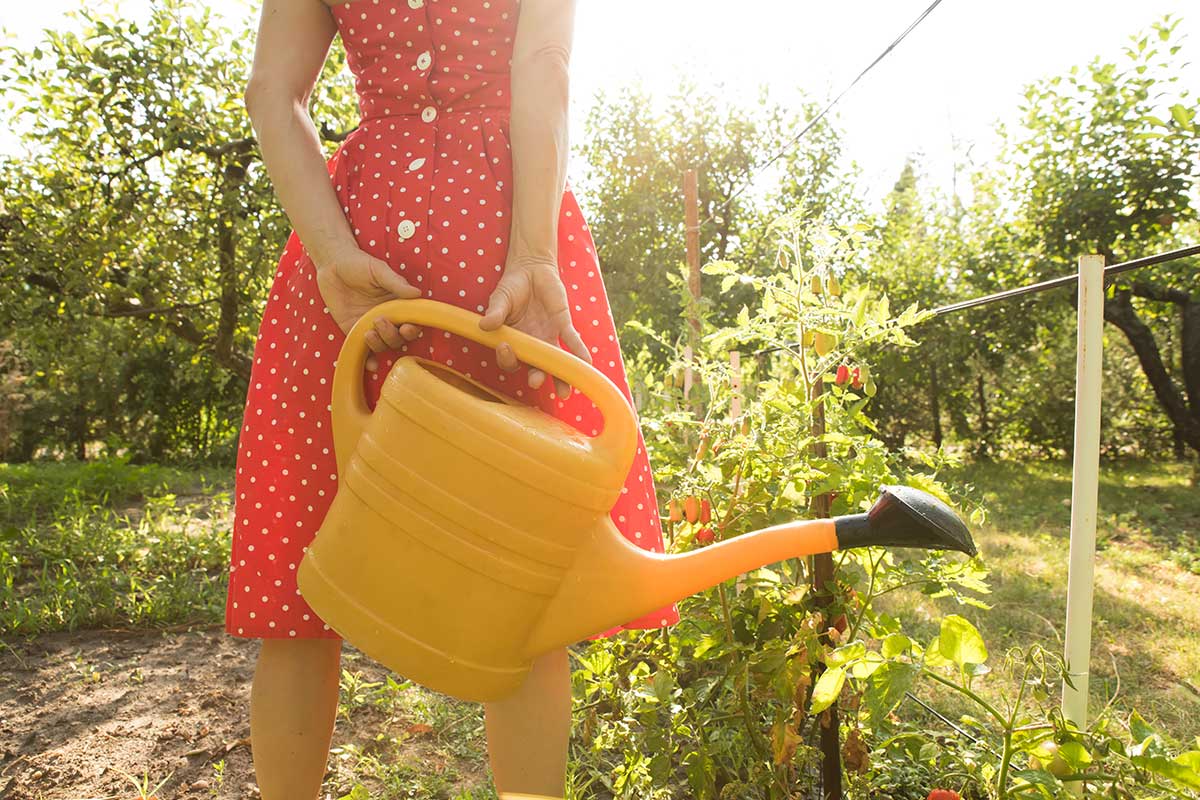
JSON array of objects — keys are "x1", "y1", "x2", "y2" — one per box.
[
  {"x1": 297, "y1": 299, "x2": 644, "y2": 701},
  {"x1": 297, "y1": 299, "x2": 977, "y2": 703}
]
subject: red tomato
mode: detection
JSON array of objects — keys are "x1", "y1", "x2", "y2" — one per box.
[{"x1": 926, "y1": 790, "x2": 961, "y2": 800}]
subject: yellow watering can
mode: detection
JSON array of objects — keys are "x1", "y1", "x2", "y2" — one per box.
[{"x1": 296, "y1": 299, "x2": 976, "y2": 703}]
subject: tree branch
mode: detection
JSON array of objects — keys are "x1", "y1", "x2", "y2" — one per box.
[
  {"x1": 319, "y1": 122, "x2": 358, "y2": 142},
  {"x1": 102, "y1": 299, "x2": 220, "y2": 319},
  {"x1": 1130, "y1": 281, "x2": 1190, "y2": 305},
  {"x1": 1104, "y1": 289, "x2": 1200, "y2": 454}
]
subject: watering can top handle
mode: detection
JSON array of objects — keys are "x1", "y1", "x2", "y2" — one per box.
[{"x1": 331, "y1": 298, "x2": 638, "y2": 473}]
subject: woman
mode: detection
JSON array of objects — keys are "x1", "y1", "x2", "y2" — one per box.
[{"x1": 225, "y1": 0, "x2": 679, "y2": 796}]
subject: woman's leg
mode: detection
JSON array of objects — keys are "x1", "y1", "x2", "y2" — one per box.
[
  {"x1": 250, "y1": 638, "x2": 343, "y2": 800},
  {"x1": 483, "y1": 646, "x2": 573, "y2": 797}
]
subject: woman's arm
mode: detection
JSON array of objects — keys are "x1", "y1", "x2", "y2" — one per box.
[
  {"x1": 506, "y1": 0, "x2": 576, "y2": 269},
  {"x1": 481, "y1": 0, "x2": 588, "y2": 394},
  {"x1": 244, "y1": 0, "x2": 420, "y2": 363},
  {"x1": 243, "y1": 0, "x2": 356, "y2": 269}
]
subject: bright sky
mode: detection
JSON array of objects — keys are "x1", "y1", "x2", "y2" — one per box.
[{"x1": 2, "y1": 0, "x2": 1197, "y2": 211}]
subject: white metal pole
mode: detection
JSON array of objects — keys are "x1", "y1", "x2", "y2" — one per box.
[{"x1": 1062, "y1": 254, "x2": 1105, "y2": 728}]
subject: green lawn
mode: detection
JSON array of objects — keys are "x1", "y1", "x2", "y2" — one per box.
[
  {"x1": 0, "y1": 459, "x2": 232, "y2": 635},
  {"x1": 880, "y1": 459, "x2": 1200, "y2": 743},
  {"x1": 2, "y1": 456, "x2": 1197, "y2": 796}
]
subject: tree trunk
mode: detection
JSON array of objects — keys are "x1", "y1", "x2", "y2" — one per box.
[
  {"x1": 1181, "y1": 297, "x2": 1199, "y2": 417},
  {"x1": 1104, "y1": 289, "x2": 1200, "y2": 456},
  {"x1": 72, "y1": 401, "x2": 88, "y2": 461},
  {"x1": 930, "y1": 360, "x2": 943, "y2": 448},
  {"x1": 975, "y1": 371, "x2": 991, "y2": 460}
]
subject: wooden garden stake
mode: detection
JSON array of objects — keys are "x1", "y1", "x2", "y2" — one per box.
[
  {"x1": 683, "y1": 169, "x2": 701, "y2": 415},
  {"x1": 730, "y1": 350, "x2": 742, "y2": 420},
  {"x1": 684, "y1": 168, "x2": 701, "y2": 342},
  {"x1": 809, "y1": 379, "x2": 843, "y2": 799},
  {"x1": 682, "y1": 344, "x2": 694, "y2": 405},
  {"x1": 1063, "y1": 254, "x2": 1105, "y2": 729}
]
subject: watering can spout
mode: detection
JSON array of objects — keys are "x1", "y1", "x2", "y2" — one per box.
[{"x1": 522, "y1": 485, "x2": 976, "y2": 656}]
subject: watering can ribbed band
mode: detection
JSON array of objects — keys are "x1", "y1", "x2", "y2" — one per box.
[
  {"x1": 345, "y1": 459, "x2": 564, "y2": 596},
  {"x1": 297, "y1": 548, "x2": 536, "y2": 681},
  {"x1": 382, "y1": 378, "x2": 625, "y2": 512},
  {"x1": 355, "y1": 434, "x2": 576, "y2": 568}
]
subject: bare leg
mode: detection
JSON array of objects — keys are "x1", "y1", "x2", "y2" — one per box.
[
  {"x1": 483, "y1": 646, "x2": 572, "y2": 797},
  {"x1": 250, "y1": 638, "x2": 342, "y2": 800}
]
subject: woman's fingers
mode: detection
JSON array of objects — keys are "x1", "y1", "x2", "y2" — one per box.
[
  {"x1": 558, "y1": 315, "x2": 591, "y2": 364},
  {"x1": 496, "y1": 341, "x2": 520, "y2": 373},
  {"x1": 373, "y1": 317, "x2": 407, "y2": 350},
  {"x1": 369, "y1": 256, "x2": 422, "y2": 300},
  {"x1": 480, "y1": 279, "x2": 519, "y2": 331},
  {"x1": 364, "y1": 328, "x2": 389, "y2": 373}
]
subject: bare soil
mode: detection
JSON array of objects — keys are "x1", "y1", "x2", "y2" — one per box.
[{"x1": 0, "y1": 627, "x2": 489, "y2": 800}]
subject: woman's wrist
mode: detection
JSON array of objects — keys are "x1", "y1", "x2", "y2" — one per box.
[
  {"x1": 308, "y1": 233, "x2": 360, "y2": 273},
  {"x1": 505, "y1": 250, "x2": 559, "y2": 274}
]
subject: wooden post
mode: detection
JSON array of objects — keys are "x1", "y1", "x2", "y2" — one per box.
[
  {"x1": 684, "y1": 168, "x2": 701, "y2": 341},
  {"x1": 683, "y1": 169, "x2": 701, "y2": 410},
  {"x1": 729, "y1": 350, "x2": 742, "y2": 420},
  {"x1": 1062, "y1": 254, "x2": 1105, "y2": 728},
  {"x1": 683, "y1": 344, "x2": 694, "y2": 403},
  {"x1": 810, "y1": 379, "x2": 842, "y2": 799}
]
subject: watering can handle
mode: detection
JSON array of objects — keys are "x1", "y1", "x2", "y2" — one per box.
[{"x1": 330, "y1": 298, "x2": 638, "y2": 475}]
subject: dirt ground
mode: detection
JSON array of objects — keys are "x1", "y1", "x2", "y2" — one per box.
[
  {"x1": 1, "y1": 626, "x2": 259, "y2": 799},
  {"x1": 0, "y1": 627, "x2": 490, "y2": 800}
]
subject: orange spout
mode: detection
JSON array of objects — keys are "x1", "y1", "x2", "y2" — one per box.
[{"x1": 522, "y1": 518, "x2": 838, "y2": 657}]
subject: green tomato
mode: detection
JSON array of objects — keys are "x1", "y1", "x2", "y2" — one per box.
[{"x1": 1028, "y1": 741, "x2": 1072, "y2": 777}]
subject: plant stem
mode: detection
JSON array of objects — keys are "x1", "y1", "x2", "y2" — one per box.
[
  {"x1": 846, "y1": 549, "x2": 883, "y2": 642},
  {"x1": 717, "y1": 581, "x2": 773, "y2": 768},
  {"x1": 920, "y1": 669, "x2": 1007, "y2": 728},
  {"x1": 995, "y1": 660, "x2": 1030, "y2": 798}
]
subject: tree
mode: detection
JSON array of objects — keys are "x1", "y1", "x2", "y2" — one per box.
[
  {"x1": 577, "y1": 82, "x2": 858, "y2": 356},
  {"x1": 0, "y1": 0, "x2": 358, "y2": 459},
  {"x1": 1011, "y1": 16, "x2": 1200, "y2": 456}
]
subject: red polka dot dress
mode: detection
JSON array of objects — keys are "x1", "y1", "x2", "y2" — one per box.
[{"x1": 224, "y1": 0, "x2": 680, "y2": 643}]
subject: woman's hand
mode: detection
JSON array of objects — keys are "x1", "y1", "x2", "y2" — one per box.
[
  {"x1": 313, "y1": 244, "x2": 423, "y2": 373},
  {"x1": 479, "y1": 256, "x2": 590, "y2": 397}
]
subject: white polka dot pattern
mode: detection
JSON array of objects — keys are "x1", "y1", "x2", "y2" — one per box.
[{"x1": 224, "y1": 0, "x2": 679, "y2": 642}]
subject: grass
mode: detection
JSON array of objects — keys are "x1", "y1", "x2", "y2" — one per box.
[
  {"x1": 330, "y1": 653, "x2": 498, "y2": 799},
  {"x1": 3, "y1": 455, "x2": 1197, "y2": 793},
  {"x1": 0, "y1": 457, "x2": 232, "y2": 636},
  {"x1": 881, "y1": 458, "x2": 1200, "y2": 743}
]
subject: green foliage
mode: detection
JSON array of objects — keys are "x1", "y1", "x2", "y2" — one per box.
[
  {"x1": 0, "y1": 0, "x2": 358, "y2": 461},
  {"x1": 864, "y1": 16, "x2": 1200, "y2": 459},
  {"x1": 577, "y1": 82, "x2": 858, "y2": 359},
  {"x1": 0, "y1": 457, "x2": 230, "y2": 634},
  {"x1": 572, "y1": 215, "x2": 985, "y2": 798},
  {"x1": 848, "y1": 617, "x2": 1200, "y2": 799},
  {"x1": 1011, "y1": 16, "x2": 1197, "y2": 262}
]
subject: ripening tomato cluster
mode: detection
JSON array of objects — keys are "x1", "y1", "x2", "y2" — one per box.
[
  {"x1": 809, "y1": 272, "x2": 841, "y2": 298},
  {"x1": 668, "y1": 495, "x2": 716, "y2": 545},
  {"x1": 834, "y1": 363, "x2": 868, "y2": 389}
]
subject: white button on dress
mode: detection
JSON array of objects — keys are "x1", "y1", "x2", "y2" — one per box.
[
  {"x1": 408, "y1": 0, "x2": 423, "y2": 8},
  {"x1": 417, "y1": 51, "x2": 432, "y2": 70},
  {"x1": 397, "y1": 220, "x2": 416, "y2": 240},
  {"x1": 421, "y1": 105, "x2": 438, "y2": 123},
  {"x1": 408, "y1": 157, "x2": 427, "y2": 171}
]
